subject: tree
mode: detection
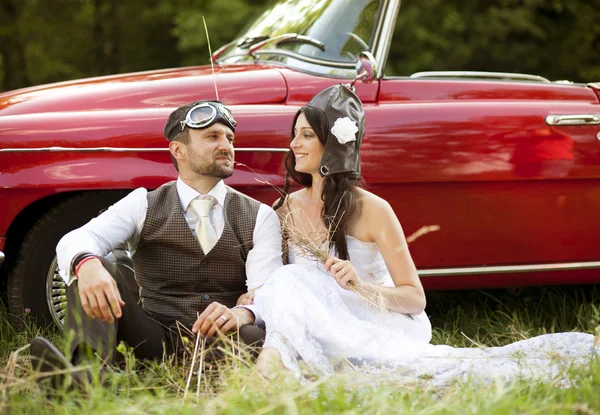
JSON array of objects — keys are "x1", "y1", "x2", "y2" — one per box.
[
  {"x1": 172, "y1": 0, "x2": 271, "y2": 67},
  {"x1": 0, "y1": 0, "x2": 598, "y2": 93},
  {"x1": 0, "y1": 0, "x2": 30, "y2": 91},
  {"x1": 387, "y1": 0, "x2": 600, "y2": 82}
]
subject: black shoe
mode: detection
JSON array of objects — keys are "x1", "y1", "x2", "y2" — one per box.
[{"x1": 30, "y1": 336, "x2": 92, "y2": 391}]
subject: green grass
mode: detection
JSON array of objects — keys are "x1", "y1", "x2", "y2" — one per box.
[{"x1": 1, "y1": 285, "x2": 599, "y2": 414}]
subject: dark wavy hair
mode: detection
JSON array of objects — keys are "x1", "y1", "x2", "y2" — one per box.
[{"x1": 274, "y1": 105, "x2": 363, "y2": 260}]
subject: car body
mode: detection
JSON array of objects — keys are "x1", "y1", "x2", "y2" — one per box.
[{"x1": 1, "y1": 0, "x2": 600, "y2": 327}]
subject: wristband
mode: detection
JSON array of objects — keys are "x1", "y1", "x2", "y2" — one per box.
[
  {"x1": 74, "y1": 255, "x2": 99, "y2": 278},
  {"x1": 70, "y1": 251, "x2": 98, "y2": 276}
]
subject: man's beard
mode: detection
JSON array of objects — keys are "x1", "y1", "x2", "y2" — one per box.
[{"x1": 189, "y1": 154, "x2": 234, "y2": 179}]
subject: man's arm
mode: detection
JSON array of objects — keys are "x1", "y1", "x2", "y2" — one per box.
[
  {"x1": 56, "y1": 188, "x2": 147, "y2": 322},
  {"x1": 193, "y1": 204, "x2": 282, "y2": 334},
  {"x1": 56, "y1": 188, "x2": 147, "y2": 284},
  {"x1": 237, "y1": 205, "x2": 284, "y2": 327}
]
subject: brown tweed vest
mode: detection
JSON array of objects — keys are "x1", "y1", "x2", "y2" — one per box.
[{"x1": 133, "y1": 181, "x2": 259, "y2": 326}]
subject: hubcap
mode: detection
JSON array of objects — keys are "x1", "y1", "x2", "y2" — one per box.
[{"x1": 46, "y1": 257, "x2": 67, "y2": 328}]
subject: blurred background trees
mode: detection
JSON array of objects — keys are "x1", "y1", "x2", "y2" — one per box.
[
  {"x1": 1, "y1": 0, "x2": 598, "y2": 93},
  {"x1": 389, "y1": 0, "x2": 600, "y2": 81}
]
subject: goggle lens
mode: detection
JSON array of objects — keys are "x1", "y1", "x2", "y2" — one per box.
[
  {"x1": 180, "y1": 102, "x2": 237, "y2": 135},
  {"x1": 188, "y1": 105, "x2": 216, "y2": 125}
]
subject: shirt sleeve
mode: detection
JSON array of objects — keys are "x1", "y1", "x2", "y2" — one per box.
[
  {"x1": 245, "y1": 204, "x2": 283, "y2": 290},
  {"x1": 234, "y1": 304, "x2": 265, "y2": 329},
  {"x1": 243, "y1": 204, "x2": 283, "y2": 325},
  {"x1": 56, "y1": 187, "x2": 148, "y2": 284}
]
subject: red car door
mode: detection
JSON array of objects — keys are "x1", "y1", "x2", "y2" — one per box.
[{"x1": 369, "y1": 77, "x2": 600, "y2": 286}]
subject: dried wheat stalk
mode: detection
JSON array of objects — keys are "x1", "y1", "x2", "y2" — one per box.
[
  {"x1": 281, "y1": 206, "x2": 387, "y2": 311},
  {"x1": 280, "y1": 200, "x2": 440, "y2": 313},
  {"x1": 183, "y1": 323, "x2": 201, "y2": 400}
]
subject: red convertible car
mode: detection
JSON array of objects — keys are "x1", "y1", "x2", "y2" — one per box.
[{"x1": 1, "y1": 0, "x2": 600, "y2": 327}]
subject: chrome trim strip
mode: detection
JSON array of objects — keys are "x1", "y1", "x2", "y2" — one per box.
[
  {"x1": 545, "y1": 114, "x2": 600, "y2": 126},
  {"x1": 236, "y1": 147, "x2": 289, "y2": 153},
  {"x1": 374, "y1": 0, "x2": 400, "y2": 79},
  {"x1": 248, "y1": 34, "x2": 325, "y2": 57},
  {"x1": 251, "y1": 49, "x2": 356, "y2": 69},
  {"x1": 0, "y1": 147, "x2": 167, "y2": 153},
  {"x1": 0, "y1": 146, "x2": 289, "y2": 153},
  {"x1": 0, "y1": 251, "x2": 4, "y2": 264},
  {"x1": 212, "y1": 38, "x2": 238, "y2": 62},
  {"x1": 410, "y1": 71, "x2": 551, "y2": 83},
  {"x1": 418, "y1": 261, "x2": 600, "y2": 277}
]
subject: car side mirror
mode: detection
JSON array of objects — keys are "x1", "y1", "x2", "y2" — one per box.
[{"x1": 350, "y1": 52, "x2": 377, "y2": 89}]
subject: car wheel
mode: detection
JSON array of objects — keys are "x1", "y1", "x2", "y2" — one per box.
[{"x1": 8, "y1": 191, "x2": 128, "y2": 329}]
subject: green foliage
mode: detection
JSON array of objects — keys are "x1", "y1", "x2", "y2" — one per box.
[
  {"x1": 0, "y1": 0, "x2": 271, "y2": 92},
  {"x1": 172, "y1": 0, "x2": 271, "y2": 67},
  {"x1": 0, "y1": 0, "x2": 598, "y2": 91},
  {"x1": 389, "y1": 0, "x2": 600, "y2": 82}
]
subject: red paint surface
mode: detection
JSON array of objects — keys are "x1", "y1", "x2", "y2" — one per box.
[
  {"x1": 0, "y1": 64, "x2": 287, "y2": 115},
  {"x1": 378, "y1": 79, "x2": 598, "y2": 102},
  {"x1": 2, "y1": 63, "x2": 600, "y2": 288}
]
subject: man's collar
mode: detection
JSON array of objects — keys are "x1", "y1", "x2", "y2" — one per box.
[{"x1": 177, "y1": 177, "x2": 227, "y2": 211}]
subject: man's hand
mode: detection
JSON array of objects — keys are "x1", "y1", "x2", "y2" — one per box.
[
  {"x1": 236, "y1": 290, "x2": 255, "y2": 306},
  {"x1": 77, "y1": 258, "x2": 125, "y2": 323},
  {"x1": 192, "y1": 302, "x2": 255, "y2": 337}
]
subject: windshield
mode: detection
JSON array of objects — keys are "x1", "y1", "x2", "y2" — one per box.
[{"x1": 218, "y1": 0, "x2": 383, "y2": 73}]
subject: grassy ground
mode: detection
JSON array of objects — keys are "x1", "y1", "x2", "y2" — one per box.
[{"x1": 0, "y1": 285, "x2": 599, "y2": 414}]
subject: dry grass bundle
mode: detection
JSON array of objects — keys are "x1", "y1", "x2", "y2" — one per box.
[
  {"x1": 178, "y1": 312, "x2": 260, "y2": 403},
  {"x1": 279, "y1": 201, "x2": 440, "y2": 313},
  {"x1": 280, "y1": 207, "x2": 384, "y2": 310}
]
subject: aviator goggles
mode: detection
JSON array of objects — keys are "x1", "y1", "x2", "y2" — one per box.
[{"x1": 168, "y1": 101, "x2": 237, "y2": 141}]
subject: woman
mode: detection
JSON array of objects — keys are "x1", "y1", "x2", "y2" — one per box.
[{"x1": 246, "y1": 84, "x2": 597, "y2": 383}]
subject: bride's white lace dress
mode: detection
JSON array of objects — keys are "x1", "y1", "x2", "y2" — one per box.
[{"x1": 253, "y1": 237, "x2": 598, "y2": 384}]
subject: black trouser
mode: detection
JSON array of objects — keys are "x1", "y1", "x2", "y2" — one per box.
[{"x1": 66, "y1": 257, "x2": 265, "y2": 364}]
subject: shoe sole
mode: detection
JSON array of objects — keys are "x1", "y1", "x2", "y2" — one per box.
[{"x1": 30, "y1": 336, "x2": 80, "y2": 389}]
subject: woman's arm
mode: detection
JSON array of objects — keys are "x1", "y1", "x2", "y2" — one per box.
[{"x1": 326, "y1": 196, "x2": 426, "y2": 315}]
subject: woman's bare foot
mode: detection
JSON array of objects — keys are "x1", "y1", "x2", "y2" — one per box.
[{"x1": 255, "y1": 347, "x2": 287, "y2": 381}]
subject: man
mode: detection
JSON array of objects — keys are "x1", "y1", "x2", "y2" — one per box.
[{"x1": 30, "y1": 100, "x2": 282, "y2": 387}]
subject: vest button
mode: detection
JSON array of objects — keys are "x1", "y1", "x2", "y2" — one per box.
[{"x1": 203, "y1": 294, "x2": 210, "y2": 300}]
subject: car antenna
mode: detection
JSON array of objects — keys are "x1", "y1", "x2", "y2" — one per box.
[{"x1": 202, "y1": 16, "x2": 219, "y2": 100}]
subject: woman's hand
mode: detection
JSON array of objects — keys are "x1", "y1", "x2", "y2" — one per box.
[
  {"x1": 324, "y1": 256, "x2": 361, "y2": 289},
  {"x1": 237, "y1": 289, "x2": 255, "y2": 306}
]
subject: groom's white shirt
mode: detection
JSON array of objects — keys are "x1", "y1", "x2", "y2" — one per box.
[{"x1": 56, "y1": 177, "x2": 282, "y2": 326}]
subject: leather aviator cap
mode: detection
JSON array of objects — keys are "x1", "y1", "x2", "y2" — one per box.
[{"x1": 305, "y1": 84, "x2": 365, "y2": 177}]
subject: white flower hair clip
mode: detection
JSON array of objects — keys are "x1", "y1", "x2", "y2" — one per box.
[{"x1": 330, "y1": 117, "x2": 358, "y2": 144}]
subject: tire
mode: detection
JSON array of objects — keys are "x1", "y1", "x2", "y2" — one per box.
[{"x1": 8, "y1": 191, "x2": 129, "y2": 329}]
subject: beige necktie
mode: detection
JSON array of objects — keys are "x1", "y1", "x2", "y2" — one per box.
[{"x1": 190, "y1": 196, "x2": 218, "y2": 254}]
